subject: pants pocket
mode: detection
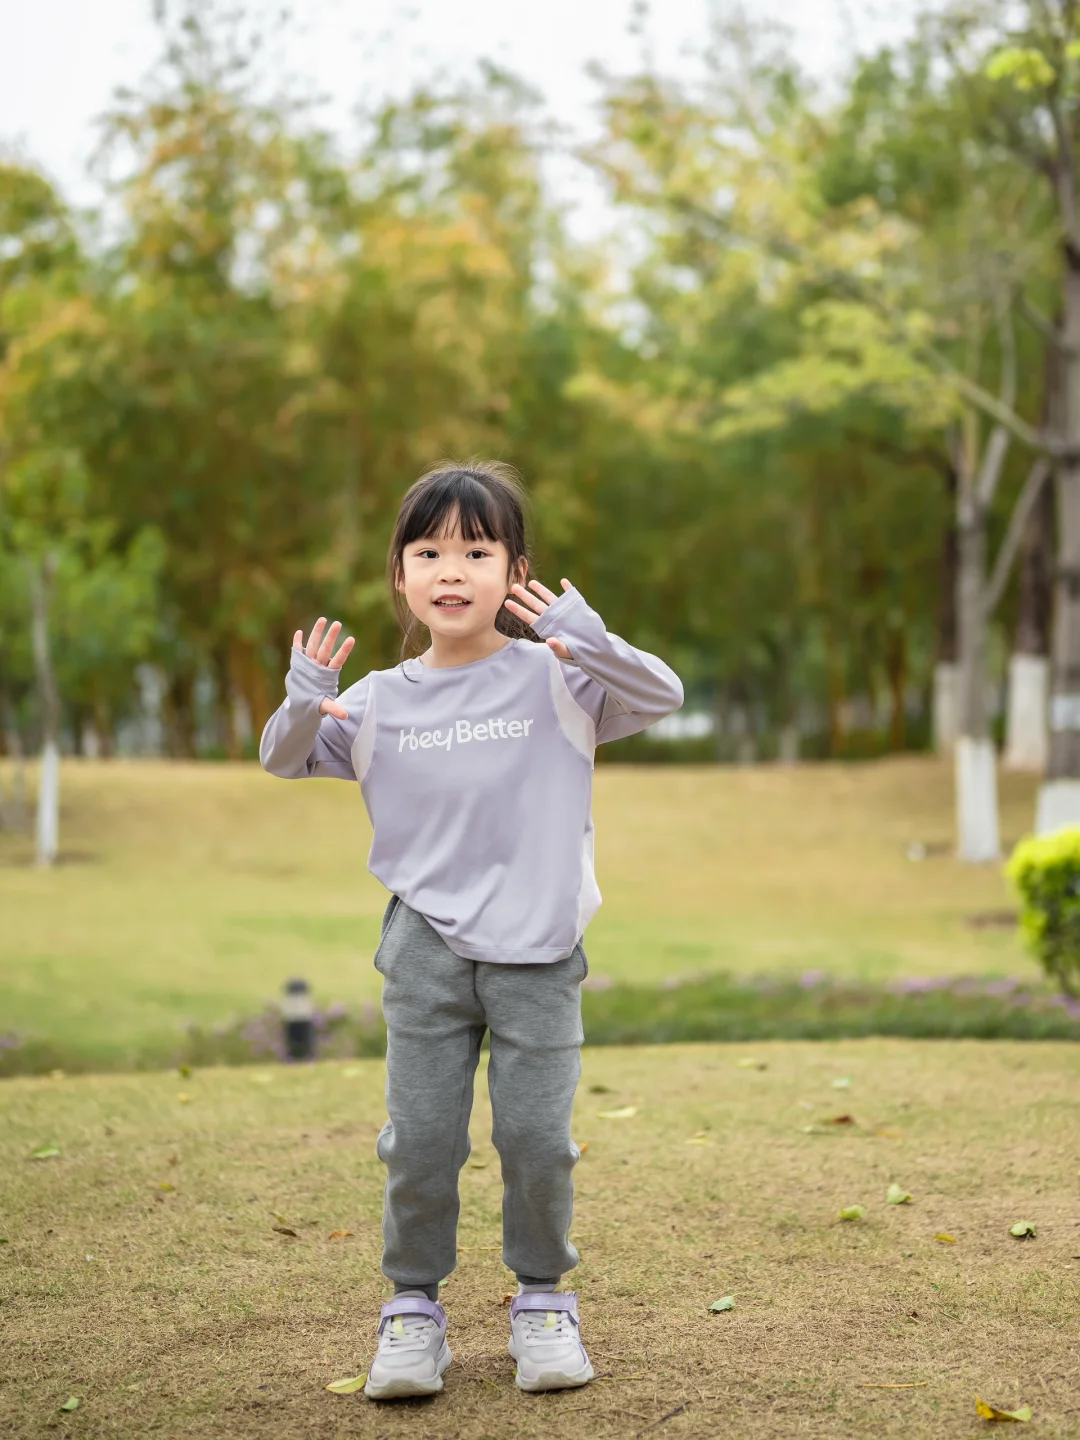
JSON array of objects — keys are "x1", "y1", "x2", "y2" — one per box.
[{"x1": 373, "y1": 895, "x2": 402, "y2": 974}]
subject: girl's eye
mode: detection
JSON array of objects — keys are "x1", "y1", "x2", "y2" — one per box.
[
  {"x1": 417, "y1": 549, "x2": 438, "y2": 559},
  {"x1": 466, "y1": 549, "x2": 490, "y2": 560}
]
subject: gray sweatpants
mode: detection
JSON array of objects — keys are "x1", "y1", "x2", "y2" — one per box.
[{"x1": 374, "y1": 896, "x2": 587, "y2": 1289}]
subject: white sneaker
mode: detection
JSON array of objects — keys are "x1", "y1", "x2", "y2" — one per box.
[
  {"x1": 364, "y1": 1297, "x2": 452, "y2": 1400},
  {"x1": 508, "y1": 1291, "x2": 594, "y2": 1392}
]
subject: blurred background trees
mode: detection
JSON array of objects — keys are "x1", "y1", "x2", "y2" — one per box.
[{"x1": 1, "y1": 0, "x2": 1076, "y2": 839}]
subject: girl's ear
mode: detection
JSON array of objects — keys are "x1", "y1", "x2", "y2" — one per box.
[{"x1": 510, "y1": 555, "x2": 528, "y2": 589}]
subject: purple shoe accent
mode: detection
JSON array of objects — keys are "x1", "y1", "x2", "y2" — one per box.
[
  {"x1": 378, "y1": 1297, "x2": 447, "y2": 1334},
  {"x1": 510, "y1": 1291, "x2": 579, "y2": 1320}
]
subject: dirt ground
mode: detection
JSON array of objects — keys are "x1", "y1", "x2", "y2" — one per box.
[{"x1": 3, "y1": 1038, "x2": 1078, "y2": 1438}]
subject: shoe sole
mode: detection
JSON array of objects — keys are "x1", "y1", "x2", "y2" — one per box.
[
  {"x1": 364, "y1": 1343, "x2": 452, "y2": 1400},
  {"x1": 508, "y1": 1340, "x2": 594, "y2": 1392}
]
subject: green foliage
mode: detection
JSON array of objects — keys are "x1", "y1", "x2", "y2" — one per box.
[{"x1": 1006, "y1": 829, "x2": 1080, "y2": 997}]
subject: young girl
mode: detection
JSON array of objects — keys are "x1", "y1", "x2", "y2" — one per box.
[{"x1": 260, "y1": 460, "x2": 682, "y2": 1400}]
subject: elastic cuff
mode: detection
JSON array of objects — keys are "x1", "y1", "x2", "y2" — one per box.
[{"x1": 394, "y1": 1281, "x2": 440, "y2": 1303}]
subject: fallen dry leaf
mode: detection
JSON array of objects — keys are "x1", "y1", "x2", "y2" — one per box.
[
  {"x1": 596, "y1": 1106, "x2": 638, "y2": 1119},
  {"x1": 1009, "y1": 1221, "x2": 1036, "y2": 1239},
  {"x1": 934, "y1": 1233, "x2": 957, "y2": 1244},
  {"x1": 827, "y1": 1114, "x2": 857, "y2": 1126},
  {"x1": 59, "y1": 1397, "x2": 79, "y2": 1412},
  {"x1": 975, "y1": 1395, "x2": 1032, "y2": 1422},
  {"x1": 157, "y1": 1182, "x2": 175, "y2": 1193},
  {"x1": 579, "y1": 1142, "x2": 590, "y2": 1154},
  {"x1": 886, "y1": 1183, "x2": 912, "y2": 1205},
  {"x1": 272, "y1": 1226, "x2": 299, "y2": 1238},
  {"x1": 500, "y1": 1292, "x2": 514, "y2": 1305},
  {"x1": 709, "y1": 1295, "x2": 735, "y2": 1312},
  {"x1": 167, "y1": 1154, "x2": 178, "y2": 1167},
  {"x1": 469, "y1": 1161, "x2": 488, "y2": 1169},
  {"x1": 177, "y1": 1064, "x2": 192, "y2": 1078},
  {"x1": 856, "y1": 1382, "x2": 928, "y2": 1390},
  {"x1": 873, "y1": 1128, "x2": 902, "y2": 1139},
  {"x1": 838, "y1": 1205, "x2": 865, "y2": 1221},
  {"x1": 326, "y1": 1374, "x2": 367, "y2": 1394},
  {"x1": 29, "y1": 1145, "x2": 61, "y2": 1161},
  {"x1": 327, "y1": 1230, "x2": 352, "y2": 1240},
  {"x1": 832, "y1": 1076, "x2": 852, "y2": 1089},
  {"x1": 736, "y1": 1057, "x2": 767, "y2": 1070},
  {"x1": 177, "y1": 1093, "x2": 190, "y2": 1104}
]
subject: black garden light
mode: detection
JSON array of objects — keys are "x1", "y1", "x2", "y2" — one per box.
[{"x1": 281, "y1": 978, "x2": 315, "y2": 1061}]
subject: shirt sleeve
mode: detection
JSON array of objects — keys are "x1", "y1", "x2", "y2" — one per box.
[
  {"x1": 529, "y1": 587, "x2": 684, "y2": 745},
  {"x1": 258, "y1": 649, "x2": 368, "y2": 780}
]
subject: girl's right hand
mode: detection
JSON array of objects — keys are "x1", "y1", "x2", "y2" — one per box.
[{"x1": 293, "y1": 618, "x2": 355, "y2": 720}]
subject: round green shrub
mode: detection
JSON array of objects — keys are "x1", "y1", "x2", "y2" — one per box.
[{"x1": 1005, "y1": 828, "x2": 1080, "y2": 997}]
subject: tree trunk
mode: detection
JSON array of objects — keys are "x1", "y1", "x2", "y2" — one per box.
[
  {"x1": 1005, "y1": 471, "x2": 1054, "y2": 771},
  {"x1": 163, "y1": 671, "x2": 198, "y2": 758},
  {"x1": 885, "y1": 620, "x2": 907, "y2": 753},
  {"x1": 28, "y1": 553, "x2": 60, "y2": 867},
  {"x1": 933, "y1": 461, "x2": 960, "y2": 754},
  {"x1": 1037, "y1": 169, "x2": 1080, "y2": 829},
  {"x1": 955, "y1": 501, "x2": 1000, "y2": 861}
]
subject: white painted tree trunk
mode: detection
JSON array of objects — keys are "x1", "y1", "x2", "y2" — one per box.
[
  {"x1": 956, "y1": 736, "x2": 1001, "y2": 861},
  {"x1": 28, "y1": 553, "x2": 61, "y2": 868},
  {"x1": 1004, "y1": 653, "x2": 1049, "y2": 772},
  {"x1": 932, "y1": 662, "x2": 958, "y2": 754},
  {"x1": 1035, "y1": 777, "x2": 1080, "y2": 833},
  {"x1": 35, "y1": 740, "x2": 60, "y2": 866}
]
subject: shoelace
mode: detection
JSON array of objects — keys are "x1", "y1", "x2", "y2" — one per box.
[
  {"x1": 517, "y1": 1308, "x2": 576, "y2": 1346},
  {"x1": 380, "y1": 1313, "x2": 438, "y2": 1352}
]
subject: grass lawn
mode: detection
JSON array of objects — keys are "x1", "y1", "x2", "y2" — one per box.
[
  {"x1": 2, "y1": 1038, "x2": 1078, "y2": 1438},
  {"x1": 0, "y1": 758, "x2": 1044, "y2": 1067}
]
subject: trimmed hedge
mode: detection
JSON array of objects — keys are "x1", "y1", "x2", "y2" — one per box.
[{"x1": 2, "y1": 971, "x2": 1077, "y2": 1078}]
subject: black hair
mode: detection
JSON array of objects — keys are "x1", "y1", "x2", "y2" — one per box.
[{"x1": 388, "y1": 459, "x2": 536, "y2": 664}]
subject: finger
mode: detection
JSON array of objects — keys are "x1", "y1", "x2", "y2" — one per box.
[
  {"x1": 560, "y1": 578, "x2": 572, "y2": 591},
  {"x1": 503, "y1": 598, "x2": 537, "y2": 627},
  {"x1": 292, "y1": 629, "x2": 303, "y2": 650},
  {"x1": 546, "y1": 637, "x2": 573, "y2": 660},
  {"x1": 528, "y1": 578, "x2": 560, "y2": 605},
  {"x1": 510, "y1": 583, "x2": 547, "y2": 615},
  {"x1": 319, "y1": 698, "x2": 349, "y2": 719},
  {"x1": 305, "y1": 618, "x2": 327, "y2": 658},
  {"x1": 316, "y1": 620, "x2": 342, "y2": 666},
  {"x1": 329, "y1": 634, "x2": 355, "y2": 670}
]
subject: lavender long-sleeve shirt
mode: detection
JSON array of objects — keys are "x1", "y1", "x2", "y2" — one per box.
[{"x1": 259, "y1": 587, "x2": 683, "y2": 963}]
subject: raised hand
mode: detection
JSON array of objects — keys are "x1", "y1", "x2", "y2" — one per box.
[
  {"x1": 504, "y1": 579, "x2": 574, "y2": 661},
  {"x1": 292, "y1": 618, "x2": 355, "y2": 719}
]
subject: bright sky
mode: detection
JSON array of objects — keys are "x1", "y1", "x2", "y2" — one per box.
[{"x1": 0, "y1": 0, "x2": 930, "y2": 225}]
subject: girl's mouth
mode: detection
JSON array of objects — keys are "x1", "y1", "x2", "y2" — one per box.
[{"x1": 433, "y1": 598, "x2": 470, "y2": 609}]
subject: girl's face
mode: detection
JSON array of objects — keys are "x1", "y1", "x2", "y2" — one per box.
[{"x1": 397, "y1": 510, "x2": 526, "y2": 640}]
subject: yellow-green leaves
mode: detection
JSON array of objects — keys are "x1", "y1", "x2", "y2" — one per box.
[
  {"x1": 886, "y1": 1183, "x2": 912, "y2": 1205},
  {"x1": 596, "y1": 1106, "x2": 638, "y2": 1119},
  {"x1": 934, "y1": 1233, "x2": 957, "y2": 1244},
  {"x1": 975, "y1": 1395, "x2": 1032, "y2": 1422},
  {"x1": 736, "y1": 1057, "x2": 767, "y2": 1070},
  {"x1": 59, "y1": 1397, "x2": 79, "y2": 1411},
  {"x1": 709, "y1": 1295, "x2": 735, "y2": 1313},
  {"x1": 29, "y1": 1145, "x2": 61, "y2": 1160},
  {"x1": 985, "y1": 47, "x2": 1055, "y2": 92},
  {"x1": 838, "y1": 1205, "x2": 865, "y2": 1221},
  {"x1": 326, "y1": 1374, "x2": 367, "y2": 1394},
  {"x1": 1009, "y1": 1221, "x2": 1036, "y2": 1240}
]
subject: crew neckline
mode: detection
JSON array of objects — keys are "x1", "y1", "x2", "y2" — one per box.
[{"x1": 409, "y1": 638, "x2": 519, "y2": 676}]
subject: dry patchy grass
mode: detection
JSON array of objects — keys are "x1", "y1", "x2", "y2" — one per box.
[
  {"x1": 0, "y1": 758, "x2": 1044, "y2": 1063},
  {"x1": 2, "y1": 1039, "x2": 1078, "y2": 1438}
]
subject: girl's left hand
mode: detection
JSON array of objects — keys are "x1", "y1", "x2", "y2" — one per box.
[{"x1": 505, "y1": 579, "x2": 574, "y2": 660}]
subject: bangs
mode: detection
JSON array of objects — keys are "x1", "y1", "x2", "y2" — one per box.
[{"x1": 398, "y1": 469, "x2": 519, "y2": 549}]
